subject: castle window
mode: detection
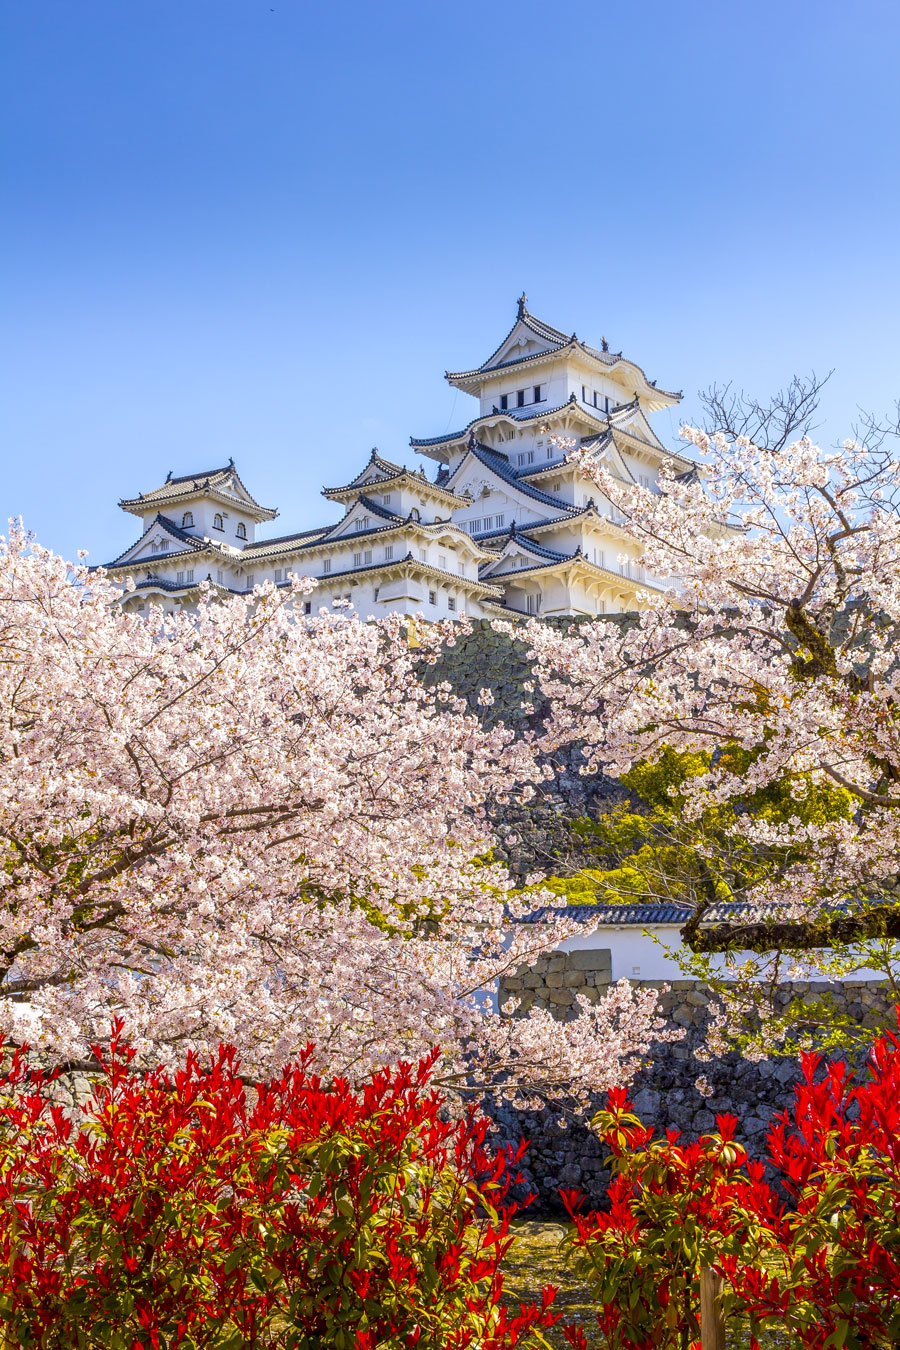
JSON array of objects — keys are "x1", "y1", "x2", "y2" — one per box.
[
  {"x1": 500, "y1": 394, "x2": 508, "y2": 411},
  {"x1": 236, "y1": 522, "x2": 247, "y2": 540},
  {"x1": 216, "y1": 569, "x2": 224, "y2": 585},
  {"x1": 410, "y1": 508, "x2": 420, "y2": 522},
  {"x1": 323, "y1": 558, "x2": 332, "y2": 573},
  {"x1": 384, "y1": 544, "x2": 394, "y2": 561},
  {"x1": 274, "y1": 568, "x2": 284, "y2": 583},
  {"x1": 439, "y1": 554, "x2": 447, "y2": 570},
  {"x1": 428, "y1": 590, "x2": 437, "y2": 605},
  {"x1": 182, "y1": 511, "x2": 194, "y2": 528},
  {"x1": 582, "y1": 386, "x2": 588, "y2": 402},
  {"x1": 533, "y1": 385, "x2": 544, "y2": 402},
  {"x1": 516, "y1": 389, "x2": 525, "y2": 408},
  {"x1": 246, "y1": 574, "x2": 255, "y2": 590},
  {"x1": 547, "y1": 447, "x2": 554, "y2": 459},
  {"x1": 160, "y1": 540, "x2": 168, "y2": 551},
  {"x1": 447, "y1": 596, "x2": 456, "y2": 612},
  {"x1": 186, "y1": 570, "x2": 194, "y2": 584},
  {"x1": 176, "y1": 571, "x2": 184, "y2": 585},
  {"x1": 525, "y1": 450, "x2": 534, "y2": 465},
  {"x1": 303, "y1": 601, "x2": 312, "y2": 615},
  {"x1": 213, "y1": 513, "x2": 224, "y2": 531},
  {"x1": 494, "y1": 513, "x2": 505, "y2": 528},
  {"x1": 526, "y1": 593, "x2": 541, "y2": 615},
  {"x1": 382, "y1": 494, "x2": 391, "y2": 506}
]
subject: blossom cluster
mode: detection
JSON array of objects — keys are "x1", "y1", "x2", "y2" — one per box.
[{"x1": 0, "y1": 526, "x2": 663, "y2": 1101}]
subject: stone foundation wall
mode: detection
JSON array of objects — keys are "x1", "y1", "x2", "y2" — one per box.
[
  {"x1": 500, "y1": 947, "x2": 612, "y2": 1015},
  {"x1": 489, "y1": 973, "x2": 894, "y2": 1214}
]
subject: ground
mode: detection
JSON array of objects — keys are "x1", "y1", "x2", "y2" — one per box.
[{"x1": 503, "y1": 1221, "x2": 800, "y2": 1348}]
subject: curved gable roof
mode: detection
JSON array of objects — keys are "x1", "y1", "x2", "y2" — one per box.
[{"x1": 445, "y1": 441, "x2": 571, "y2": 513}]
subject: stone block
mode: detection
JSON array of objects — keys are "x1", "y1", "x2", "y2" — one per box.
[
  {"x1": 568, "y1": 949, "x2": 612, "y2": 972},
  {"x1": 563, "y1": 969, "x2": 586, "y2": 987},
  {"x1": 548, "y1": 954, "x2": 567, "y2": 973},
  {"x1": 545, "y1": 971, "x2": 565, "y2": 988},
  {"x1": 548, "y1": 988, "x2": 574, "y2": 1006},
  {"x1": 522, "y1": 971, "x2": 543, "y2": 989},
  {"x1": 631, "y1": 1088, "x2": 661, "y2": 1118},
  {"x1": 684, "y1": 989, "x2": 710, "y2": 1007}
]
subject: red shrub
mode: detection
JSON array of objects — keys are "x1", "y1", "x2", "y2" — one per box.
[
  {"x1": 0, "y1": 1024, "x2": 557, "y2": 1349},
  {"x1": 562, "y1": 1017, "x2": 900, "y2": 1350}
]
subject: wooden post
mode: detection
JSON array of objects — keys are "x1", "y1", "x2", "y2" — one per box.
[{"x1": 699, "y1": 1266, "x2": 726, "y2": 1350}]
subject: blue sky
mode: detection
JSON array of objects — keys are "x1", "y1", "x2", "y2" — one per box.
[{"x1": 3, "y1": 0, "x2": 899, "y2": 564}]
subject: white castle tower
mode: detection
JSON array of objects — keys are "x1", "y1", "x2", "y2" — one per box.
[{"x1": 101, "y1": 298, "x2": 690, "y2": 619}]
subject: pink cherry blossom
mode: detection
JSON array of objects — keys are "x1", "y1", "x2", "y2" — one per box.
[{"x1": 0, "y1": 525, "x2": 666, "y2": 1105}]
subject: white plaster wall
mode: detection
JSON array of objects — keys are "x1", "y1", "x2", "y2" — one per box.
[{"x1": 558, "y1": 925, "x2": 896, "y2": 984}]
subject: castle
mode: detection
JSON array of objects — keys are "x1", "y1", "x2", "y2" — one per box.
[{"x1": 102, "y1": 297, "x2": 690, "y2": 618}]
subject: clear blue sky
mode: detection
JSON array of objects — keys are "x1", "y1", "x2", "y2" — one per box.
[{"x1": 3, "y1": 0, "x2": 899, "y2": 564}]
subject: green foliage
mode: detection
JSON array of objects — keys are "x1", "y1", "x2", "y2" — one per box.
[{"x1": 553, "y1": 746, "x2": 854, "y2": 910}]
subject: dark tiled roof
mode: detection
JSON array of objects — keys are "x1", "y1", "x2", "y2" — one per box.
[
  {"x1": 410, "y1": 398, "x2": 595, "y2": 450},
  {"x1": 286, "y1": 552, "x2": 503, "y2": 597},
  {"x1": 519, "y1": 902, "x2": 759, "y2": 925},
  {"x1": 243, "y1": 526, "x2": 327, "y2": 553},
  {"x1": 164, "y1": 465, "x2": 233, "y2": 486},
  {"x1": 100, "y1": 513, "x2": 208, "y2": 568},
  {"x1": 119, "y1": 463, "x2": 278, "y2": 519},
  {"x1": 445, "y1": 301, "x2": 681, "y2": 403},
  {"x1": 494, "y1": 532, "x2": 569, "y2": 563},
  {"x1": 448, "y1": 443, "x2": 571, "y2": 513},
  {"x1": 132, "y1": 576, "x2": 207, "y2": 594}
]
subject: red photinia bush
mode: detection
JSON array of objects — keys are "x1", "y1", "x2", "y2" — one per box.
[
  {"x1": 558, "y1": 1088, "x2": 779, "y2": 1350},
  {"x1": 561, "y1": 1017, "x2": 900, "y2": 1350},
  {"x1": 723, "y1": 1027, "x2": 900, "y2": 1349},
  {"x1": 0, "y1": 1023, "x2": 558, "y2": 1350}
]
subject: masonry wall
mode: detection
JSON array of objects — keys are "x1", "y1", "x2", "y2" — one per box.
[{"x1": 493, "y1": 961, "x2": 893, "y2": 1213}]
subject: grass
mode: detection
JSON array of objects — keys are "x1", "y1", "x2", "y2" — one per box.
[{"x1": 503, "y1": 1220, "x2": 801, "y2": 1349}]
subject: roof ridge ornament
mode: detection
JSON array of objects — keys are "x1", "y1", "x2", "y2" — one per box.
[
  {"x1": 517, "y1": 292, "x2": 527, "y2": 318},
  {"x1": 601, "y1": 336, "x2": 609, "y2": 352}
]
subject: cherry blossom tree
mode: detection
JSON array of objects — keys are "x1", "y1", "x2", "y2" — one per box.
[
  {"x1": 518, "y1": 410, "x2": 900, "y2": 975},
  {"x1": 0, "y1": 526, "x2": 666, "y2": 1105}
]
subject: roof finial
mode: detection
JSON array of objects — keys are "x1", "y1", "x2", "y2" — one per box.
[
  {"x1": 467, "y1": 429, "x2": 477, "y2": 450},
  {"x1": 165, "y1": 470, "x2": 172, "y2": 482},
  {"x1": 601, "y1": 336, "x2": 609, "y2": 352},
  {"x1": 517, "y1": 292, "x2": 528, "y2": 318},
  {"x1": 228, "y1": 456, "x2": 234, "y2": 467}
]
